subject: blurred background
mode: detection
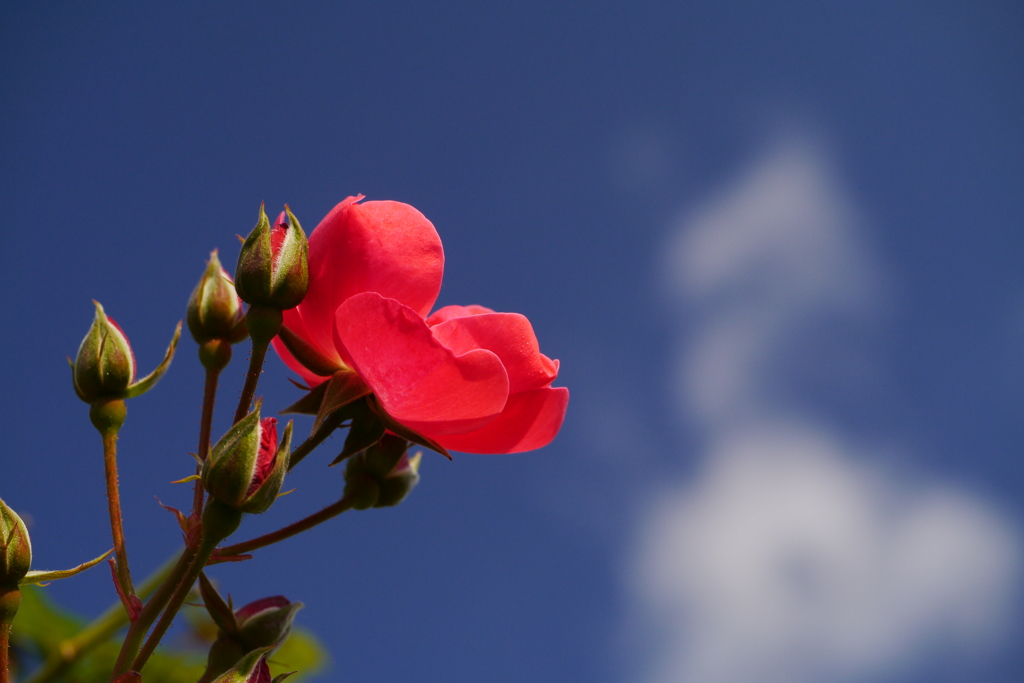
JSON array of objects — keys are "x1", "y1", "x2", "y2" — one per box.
[{"x1": 2, "y1": 2, "x2": 1023, "y2": 681}]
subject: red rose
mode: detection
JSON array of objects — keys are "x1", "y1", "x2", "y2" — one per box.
[{"x1": 272, "y1": 196, "x2": 567, "y2": 454}]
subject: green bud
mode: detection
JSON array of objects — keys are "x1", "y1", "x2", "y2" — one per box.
[
  {"x1": 72, "y1": 301, "x2": 136, "y2": 402},
  {"x1": 0, "y1": 497, "x2": 31, "y2": 589},
  {"x1": 188, "y1": 250, "x2": 246, "y2": 345},
  {"x1": 343, "y1": 435, "x2": 421, "y2": 509},
  {"x1": 199, "y1": 573, "x2": 305, "y2": 682},
  {"x1": 201, "y1": 591, "x2": 304, "y2": 681},
  {"x1": 71, "y1": 301, "x2": 182, "y2": 404},
  {"x1": 202, "y1": 409, "x2": 292, "y2": 514},
  {"x1": 235, "y1": 596, "x2": 303, "y2": 651},
  {"x1": 235, "y1": 204, "x2": 308, "y2": 311}
]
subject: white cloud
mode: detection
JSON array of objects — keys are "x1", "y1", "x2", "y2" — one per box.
[
  {"x1": 634, "y1": 425, "x2": 1020, "y2": 683},
  {"x1": 665, "y1": 137, "x2": 879, "y2": 429},
  {"x1": 628, "y1": 135, "x2": 1022, "y2": 683}
]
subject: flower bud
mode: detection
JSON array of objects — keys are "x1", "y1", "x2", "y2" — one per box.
[
  {"x1": 0, "y1": 497, "x2": 31, "y2": 589},
  {"x1": 343, "y1": 435, "x2": 421, "y2": 509},
  {"x1": 203, "y1": 409, "x2": 292, "y2": 514},
  {"x1": 235, "y1": 204, "x2": 308, "y2": 311},
  {"x1": 188, "y1": 250, "x2": 246, "y2": 345},
  {"x1": 235, "y1": 596, "x2": 303, "y2": 649},
  {"x1": 71, "y1": 302, "x2": 182, "y2": 404},
  {"x1": 73, "y1": 302, "x2": 136, "y2": 402},
  {"x1": 200, "y1": 578, "x2": 304, "y2": 683}
]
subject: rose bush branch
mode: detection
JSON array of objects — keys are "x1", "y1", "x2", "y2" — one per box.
[
  {"x1": 130, "y1": 410, "x2": 293, "y2": 674},
  {"x1": 70, "y1": 302, "x2": 181, "y2": 607},
  {"x1": 215, "y1": 497, "x2": 353, "y2": 559},
  {"x1": 188, "y1": 249, "x2": 249, "y2": 513}
]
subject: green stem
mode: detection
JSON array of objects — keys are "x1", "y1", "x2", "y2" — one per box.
[
  {"x1": 109, "y1": 547, "x2": 196, "y2": 680},
  {"x1": 0, "y1": 587, "x2": 18, "y2": 683},
  {"x1": 233, "y1": 341, "x2": 269, "y2": 424},
  {"x1": 131, "y1": 501, "x2": 241, "y2": 675},
  {"x1": 91, "y1": 401, "x2": 133, "y2": 598},
  {"x1": 0, "y1": 623, "x2": 8, "y2": 683},
  {"x1": 233, "y1": 305, "x2": 282, "y2": 424},
  {"x1": 217, "y1": 497, "x2": 352, "y2": 557},
  {"x1": 24, "y1": 554, "x2": 179, "y2": 683},
  {"x1": 193, "y1": 367, "x2": 221, "y2": 513}
]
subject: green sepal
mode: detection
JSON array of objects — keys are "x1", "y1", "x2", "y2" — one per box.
[
  {"x1": 312, "y1": 371, "x2": 371, "y2": 436},
  {"x1": 123, "y1": 320, "x2": 182, "y2": 399},
  {"x1": 235, "y1": 204, "x2": 274, "y2": 306},
  {"x1": 272, "y1": 673, "x2": 297, "y2": 683},
  {"x1": 280, "y1": 379, "x2": 328, "y2": 416},
  {"x1": 210, "y1": 645, "x2": 274, "y2": 683},
  {"x1": 240, "y1": 421, "x2": 292, "y2": 514},
  {"x1": 20, "y1": 548, "x2": 112, "y2": 586},
  {"x1": 270, "y1": 205, "x2": 309, "y2": 309},
  {"x1": 1, "y1": 497, "x2": 32, "y2": 586},
  {"x1": 329, "y1": 400, "x2": 385, "y2": 466},
  {"x1": 204, "y1": 407, "x2": 264, "y2": 509},
  {"x1": 200, "y1": 571, "x2": 239, "y2": 635},
  {"x1": 367, "y1": 395, "x2": 451, "y2": 459}
]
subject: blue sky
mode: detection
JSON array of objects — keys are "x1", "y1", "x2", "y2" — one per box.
[{"x1": 2, "y1": 2, "x2": 1023, "y2": 682}]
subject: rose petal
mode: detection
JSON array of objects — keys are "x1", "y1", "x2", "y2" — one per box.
[
  {"x1": 297, "y1": 197, "x2": 444, "y2": 356},
  {"x1": 335, "y1": 293, "x2": 509, "y2": 435},
  {"x1": 426, "y1": 304, "x2": 495, "y2": 326},
  {"x1": 430, "y1": 312, "x2": 558, "y2": 393},
  {"x1": 434, "y1": 387, "x2": 569, "y2": 454}
]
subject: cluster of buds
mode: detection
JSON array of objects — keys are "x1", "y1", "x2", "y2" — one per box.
[
  {"x1": 24, "y1": 199, "x2": 475, "y2": 683},
  {"x1": 343, "y1": 434, "x2": 422, "y2": 510}
]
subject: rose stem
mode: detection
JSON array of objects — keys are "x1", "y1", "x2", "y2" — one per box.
[
  {"x1": 108, "y1": 546, "x2": 197, "y2": 679},
  {"x1": 193, "y1": 367, "x2": 221, "y2": 513},
  {"x1": 109, "y1": 352, "x2": 229, "y2": 679},
  {"x1": 233, "y1": 340, "x2": 268, "y2": 424},
  {"x1": 0, "y1": 587, "x2": 16, "y2": 683},
  {"x1": 90, "y1": 400, "x2": 134, "y2": 599},
  {"x1": 216, "y1": 496, "x2": 352, "y2": 557},
  {"x1": 130, "y1": 502, "x2": 240, "y2": 674}
]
